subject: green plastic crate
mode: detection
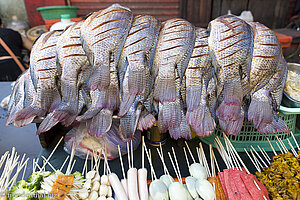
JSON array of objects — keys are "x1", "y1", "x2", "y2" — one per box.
[
  {"x1": 199, "y1": 111, "x2": 299, "y2": 152},
  {"x1": 37, "y1": 6, "x2": 78, "y2": 20}
]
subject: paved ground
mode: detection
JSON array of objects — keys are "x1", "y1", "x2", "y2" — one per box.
[{"x1": 0, "y1": 81, "x2": 41, "y2": 181}]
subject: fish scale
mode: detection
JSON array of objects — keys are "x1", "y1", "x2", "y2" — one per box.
[{"x1": 14, "y1": 31, "x2": 63, "y2": 127}]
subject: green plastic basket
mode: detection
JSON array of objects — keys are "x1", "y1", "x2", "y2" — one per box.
[
  {"x1": 37, "y1": 6, "x2": 78, "y2": 20},
  {"x1": 200, "y1": 109, "x2": 300, "y2": 152}
]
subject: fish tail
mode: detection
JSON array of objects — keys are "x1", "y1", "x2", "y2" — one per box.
[
  {"x1": 118, "y1": 93, "x2": 135, "y2": 117},
  {"x1": 153, "y1": 77, "x2": 176, "y2": 102},
  {"x1": 258, "y1": 114, "x2": 289, "y2": 134},
  {"x1": 103, "y1": 85, "x2": 120, "y2": 111},
  {"x1": 36, "y1": 112, "x2": 60, "y2": 134},
  {"x1": 88, "y1": 65, "x2": 110, "y2": 91},
  {"x1": 40, "y1": 88, "x2": 61, "y2": 112},
  {"x1": 219, "y1": 109, "x2": 244, "y2": 135},
  {"x1": 119, "y1": 110, "x2": 139, "y2": 142},
  {"x1": 128, "y1": 64, "x2": 146, "y2": 95},
  {"x1": 161, "y1": 101, "x2": 181, "y2": 128},
  {"x1": 76, "y1": 109, "x2": 100, "y2": 121},
  {"x1": 186, "y1": 86, "x2": 201, "y2": 111},
  {"x1": 169, "y1": 111, "x2": 191, "y2": 140},
  {"x1": 248, "y1": 97, "x2": 272, "y2": 129},
  {"x1": 158, "y1": 108, "x2": 168, "y2": 133},
  {"x1": 87, "y1": 109, "x2": 113, "y2": 137},
  {"x1": 217, "y1": 78, "x2": 243, "y2": 121},
  {"x1": 137, "y1": 112, "x2": 156, "y2": 131},
  {"x1": 14, "y1": 106, "x2": 45, "y2": 127}
]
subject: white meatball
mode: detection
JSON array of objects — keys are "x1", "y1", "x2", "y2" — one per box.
[
  {"x1": 89, "y1": 190, "x2": 99, "y2": 200},
  {"x1": 189, "y1": 163, "x2": 207, "y2": 180},
  {"x1": 169, "y1": 182, "x2": 190, "y2": 200},
  {"x1": 99, "y1": 184, "x2": 109, "y2": 197},
  {"x1": 159, "y1": 174, "x2": 174, "y2": 188},
  {"x1": 78, "y1": 191, "x2": 89, "y2": 199},
  {"x1": 84, "y1": 179, "x2": 92, "y2": 189},
  {"x1": 185, "y1": 176, "x2": 198, "y2": 198},
  {"x1": 91, "y1": 181, "x2": 100, "y2": 191},
  {"x1": 107, "y1": 186, "x2": 112, "y2": 197},
  {"x1": 86, "y1": 170, "x2": 97, "y2": 180},
  {"x1": 149, "y1": 179, "x2": 169, "y2": 200},
  {"x1": 92, "y1": 173, "x2": 101, "y2": 183},
  {"x1": 100, "y1": 175, "x2": 109, "y2": 185},
  {"x1": 195, "y1": 179, "x2": 216, "y2": 200}
]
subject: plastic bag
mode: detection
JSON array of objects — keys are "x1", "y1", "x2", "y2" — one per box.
[{"x1": 64, "y1": 120, "x2": 141, "y2": 160}]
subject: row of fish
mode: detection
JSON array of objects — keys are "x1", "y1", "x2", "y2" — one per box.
[{"x1": 6, "y1": 4, "x2": 289, "y2": 141}]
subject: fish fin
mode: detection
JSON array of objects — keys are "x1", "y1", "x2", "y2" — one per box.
[
  {"x1": 186, "y1": 86, "x2": 202, "y2": 111},
  {"x1": 217, "y1": 78, "x2": 242, "y2": 121},
  {"x1": 128, "y1": 64, "x2": 146, "y2": 95},
  {"x1": 153, "y1": 77, "x2": 176, "y2": 102},
  {"x1": 258, "y1": 114, "x2": 289, "y2": 134},
  {"x1": 219, "y1": 109, "x2": 244, "y2": 135},
  {"x1": 40, "y1": 88, "x2": 61, "y2": 112},
  {"x1": 169, "y1": 111, "x2": 191, "y2": 140},
  {"x1": 248, "y1": 99, "x2": 272, "y2": 129},
  {"x1": 14, "y1": 116, "x2": 36, "y2": 128},
  {"x1": 189, "y1": 105, "x2": 216, "y2": 136},
  {"x1": 118, "y1": 93, "x2": 135, "y2": 117},
  {"x1": 158, "y1": 107, "x2": 168, "y2": 133},
  {"x1": 137, "y1": 113, "x2": 156, "y2": 131},
  {"x1": 76, "y1": 109, "x2": 100, "y2": 121},
  {"x1": 88, "y1": 64, "x2": 110, "y2": 91},
  {"x1": 119, "y1": 110, "x2": 138, "y2": 142},
  {"x1": 103, "y1": 85, "x2": 120, "y2": 111},
  {"x1": 36, "y1": 112, "x2": 60, "y2": 134},
  {"x1": 161, "y1": 101, "x2": 181, "y2": 128},
  {"x1": 14, "y1": 106, "x2": 45, "y2": 126},
  {"x1": 87, "y1": 109, "x2": 113, "y2": 137}
]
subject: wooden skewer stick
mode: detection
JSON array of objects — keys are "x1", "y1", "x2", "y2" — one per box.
[
  {"x1": 41, "y1": 156, "x2": 57, "y2": 172},
  {"x1": 60, "y1": 155, "x2": 70, "y2": 172},
  {"x1": 286, "y1": 138, "x2": 298, "y2": 156},
  {"x1": 209, "y1": 145, "x2": 215, "y2": 177},
  {"x1": 168, "y1": 152, "x2": 181, "y2": 184},
  {"x1": 266, "y1": 137, "x2": 277, "y2": 156},
  {"x1": 275, "y1": 142, "x2": 284, "y2": 154},
  {"x1": 257, "y1": 146, "x2": 270, "y2": 165},
  {"x1": 250, "y1": 149, "x2": 263, "y2": 170},
  {"x1": 156, "y1": 148, "x2": 170, "y2": 176},
  {"x1": 70, "y1": 160, "x2": 76, "y2": 173},
  {"x1": 21, "y1": 162, "x2": 27, "y2": 181},
  {"x1": 159, "y1": 142, "x2": 166, "y2": 174},
  {"x1": 211, "y1": 147, "x2": 220, "y2": 173},
  {"x1": 183, "y1": 147, "x2": 190, "y2": 167},
  {"x1": 214, "y1": 141, "x2": 229, "y2": 169},
  {"x1": 184, "y1": 141, "x2": 196, "y2": 163},
  {"x1": 103, "y1": 148, "x2": 111, "y2": 174},
  {"x1": 42, "y1": 136, "x2": 64, "y2": 171},
  {"x1": 32, "y1": 158, "x2": 36, "y2": 173},
  {"x1": 172, "y1": 147, "x2": 182, "y2": 184},
  {"x1": 199, "y1": 143, "x2": 211, "y2": 177},
  {"x1": 149, "y1": 150, "x2": 154, "y2": 181},
  {"x1": 131, "y1": 140, "x2": 134, "y2": 168},
  {"x1": 196, "y1": 147, "x2": 203, "y2": 165},
  {"x1": 82, "y1": 151, "x2": 89, "y2": 175},
  {"x1": 250, "y1": 146, "x2": 268, "y2": 168},
  {"x1": 215, "y1": 137, "x2": 232, "y2": 168},
  {"x1": 261, "y1": 148, "x2": 271, "y2": 160},
  {"x1": 244, "y1": 148, "x2": 260, "y2": 172},
  {"x1": 290, "y1": 131, "x2": 300, "y2": 151},
  {"x1": 118, "y1": 145, "x2": 126, "y2": 180},
  {"x1": 275, "y1": 136, "x2": 288, "y2": 153},
  {"x1": 127, "y1": 142, "x2": 131, "y2": 169},
  {"x1": 143, "y1": 143, "x2": 157, "y2": 180},
  {"x1": 66, "y1": 142, "x2": 76, "y2": 175},
  {"x1": 142, "y1": 136, "x2": 145, "y2": 169}
]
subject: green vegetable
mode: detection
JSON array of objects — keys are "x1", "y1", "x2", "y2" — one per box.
[
  {"x1": 27, "y1": 171, "x2": 51, "y2": 191},
  {"x1": 72, "y1": 171, "x2": 83, "y2": 180},
  {"x1": 8, "y1": 180, "x2": 36, "y2": 200}
]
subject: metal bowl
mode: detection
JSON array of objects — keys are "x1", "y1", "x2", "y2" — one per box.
[{"x1": 282, "y1": 63, "x2": 300, "y2": 108}]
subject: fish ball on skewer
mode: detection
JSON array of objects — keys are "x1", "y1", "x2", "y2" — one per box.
[
  {"x1": 101, "y1": 175, "x2": 109, "y2": 185},
  {"x1": 185, "y1": 176, "x2": 199, "y2": 199},
  {"x1": 195, "y1": 179, "x2": 216, "y2": 200},
  {"x1": 99, "y1": 184, "x2": 109, "y2": 196},
  {"x1": 89, "y1": 190, "x2": 99, "y2": 200},
  {"x1": 86, "y1": 170, "x2": 97, "y2": 180},
  {"x1": 159, "y1": 174, "x2": 174, "y2": 188},
  {"x1": 97, "y1": 196, "x2": 106, "y2": 200},
  {"x1": 79, "y1": 190, "x2": 89, "y2": 199},
  {"x1": 149, "y1": 179, "x2": 169, "y2": 200},
  {"x1": 107, "y1": 186, "x2": 112, "y2": 197},
  {"x1": 91, "y1": 181, "x2": 100, "y2": 191},
  {"x1": 83, "y1": 179, "x2": 92, "y2": 189},
  {"x1": 189, "y1": 163, "x2": 207, "y2": 179},
  {"x1": 169, "y1": 182, "x2": 190, "y2": 200},
  {"x1": 92, "y1": 173, "x2": 101, "y2": 182}
]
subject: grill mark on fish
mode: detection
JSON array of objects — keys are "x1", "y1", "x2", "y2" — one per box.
[
  {"x1": 94, "y1": 26, "x2": 125, "y2": 37},
  {"x1": 230, "y1": 19, "x2": 240, "y2": 24},
  {"x1": 219, "y1": 31, "x2": 246, "y2": 42},
  {"x1": 260, "y1": 43, "x2": 280, "y2": 47},
  {"x1": 37, "y1": 68, "x2": 56, "y2": 71},
  {"x1": 42, "y1": 31, "x2": 56, "y2": 43},
  {"x1": 70, "y1": 36, "x2": 80, "y2": 39},
  {"x1": 92, "y1": 33, "x2": 120, "y2": 45},
  {"x1": 163, "y1": 36, "x2": 189, "y2": 42},
  {"x1": 187, "y1": 66, "x2": 202, "y2": 69},
  {"x1": 124, "y1": 36, "x2": 148, "y2": 48},
  {"x1": 132, "y1": 21, "x2": 149, "y2": 28},
  {"x1": 128, "y1": 49, "x2": 144, "y2": 56},
  {"x1": 221, "y1": 23, "x2": 243, "y2": 33},
  {"x1": 64, "y1": 54, "x2": 87, "y2": 58},
  {"x1": 97, "y1": 9, "x2": 127, "y2": 19},
  {"x1": 261, "y1": 34, "x2": 276, "y2": 37},
  {"x1": 128, "y1": 26, "x2": 150, "y2": 36},
  {"x1": 91, "y1": 19, "x2": 127, "y2": 31},
  {"x1": 220, "y1": 49, "x2": 243, "y2": 60},
  {"x1": 62, "y1": 44, "x2": 82, "y2": 48},
  {"x1": 39, "y1": 77, "x2": 52, "y2": 80},
  {"x1": 166, "y1": 23, "x2": 186, "y2": 30},
  {"x1": 40, "y1": 44, "x2": 56, "y2": 50},
  {"x1": 253, "y1": 55, "x2": 278, "y2": 59},
  {"x1": 160, "y1": 45, "x2": 184, "y2": 52},
  {"x1": 190, "y1": 54, "x2": 209, "y2": 59},
  {"x1": 37, "y1": 56, "x2": 56, "y2": 62},
  {"x1": 73, "y1": 27, "x2": 81, "y2": 30},
  {"x1": 223, "y1": 63, "x2": 234, "y2": 68},
  {"x1": 170, "y1": 19, "x2": 186, "y2": 23},
  {"x1": 218, "y1": 38, "x2": 247, "y2": 52},
  {"x1": 194, "y1": 44, "x2": 208, "y2": 48},
  {"x1": 164, "y1": 29, "x2": 191, "y2": 35}
]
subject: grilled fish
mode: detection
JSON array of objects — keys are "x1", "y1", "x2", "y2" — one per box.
[
  {"x1": 153, "y1": 18, "x2": 195, "y2": 103},
  {"x1": 247, "y1": 22, "x2": 281, "y2": 129},
  {"x1": 208, "y1": 15, "x2": 253, "y2": 135},
  {"x1": 36, "y1": 22, "x2": 92, "y2": 134},
  {"x1": 185, "y1": 28, "x2": 215, "y2": 136},
  {"x1": 14, "y1": 31, "x2": 63, "y2": 127}
]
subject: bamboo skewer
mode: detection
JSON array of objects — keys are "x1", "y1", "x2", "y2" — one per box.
[
  {"x1": 171, "y1": 147, "x2": 182, "y2": 183},
  {"x1": 82, "y1": 151, "x2": 89, "y2": 175},
  {"x1": 127, "y1": 142, "x2": 131, "y2": 169},
  {"x1": 131, "y1": 140, "x2": 134, "y2": 168},
  {"x1": 149, "y1": 150, "x2": 154, "y2": 181},
  {"x1": 183, "y1": 147, "x2": 190, "y2": 167},
  {"x1": 143, "y1": 143, "x2": 157, "y2": 180},
  {"x1": 167, "y1": 152, "x2": 181, "y2": 184},
  {"x1": 184, "y1": 141, "x2": 196, "y2": 163},
  {"x1": 290, "y1": 131, "x2": 300, "y2": 151},
  {"x1": 41, "y1": 136, "x2": 64, "y2": 171},
  {"x1": 257, "y1": 146, "x2": 270, "y2": 165},
  {"x1": 275, "y1": 142, "x2": 284, "y2": 154},
  {"x1": 60, "y1": 155, "x2": 70, "y2": 172},
  {"x1": 41, "y1": 156, "x2": 57, "y2": 172},
  {"x1": 250, "y1": 149, "x2": 263, "y2": 170},
  {"x1": 199, "y1": 143, "x2": 211, "y2": 177},
  {"x1": 266, "y1": 137, "x2": 277, "y2": 156},
  {"x1": 156, "y1": 148, "x2": 170, "y2": 176},
  {"x1": 286, "y1": 138, "x2": 298, "y2": 156},
  {"x1": 250, "y1": 146, "x2": 268, "y2": 168},
  {"x1": 118, "y1": 145, "x2": 126, "y2": 180}
]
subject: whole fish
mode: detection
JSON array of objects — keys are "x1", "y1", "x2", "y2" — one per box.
[
  {"x1": 36, "y1": 22, "x2": 92, "y2": 134},
  {"x1": 185, "y1": 28, "x2": 215, "y2": 136},
  {"x1": 14, "y1": 31, "x2": 63, "y2": 127},
  {"x1": 208, "y1": 15, "x2": 253, "y2": 135},
  {"x1": 118, "y1": 15, "x2": 160, "y2": 117},
  {"x1": 250, "y1": 55, "x2": 288, "y2": 134},
  {"x1": 77, "y1": 4, "x2": 133, "y2": 123},
  {"x1": 247, "y1": 22, "x2": 281, "y2": 129},
  {"x1": 153, "y1": 18, "x2": 195, "y2": 103}
]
